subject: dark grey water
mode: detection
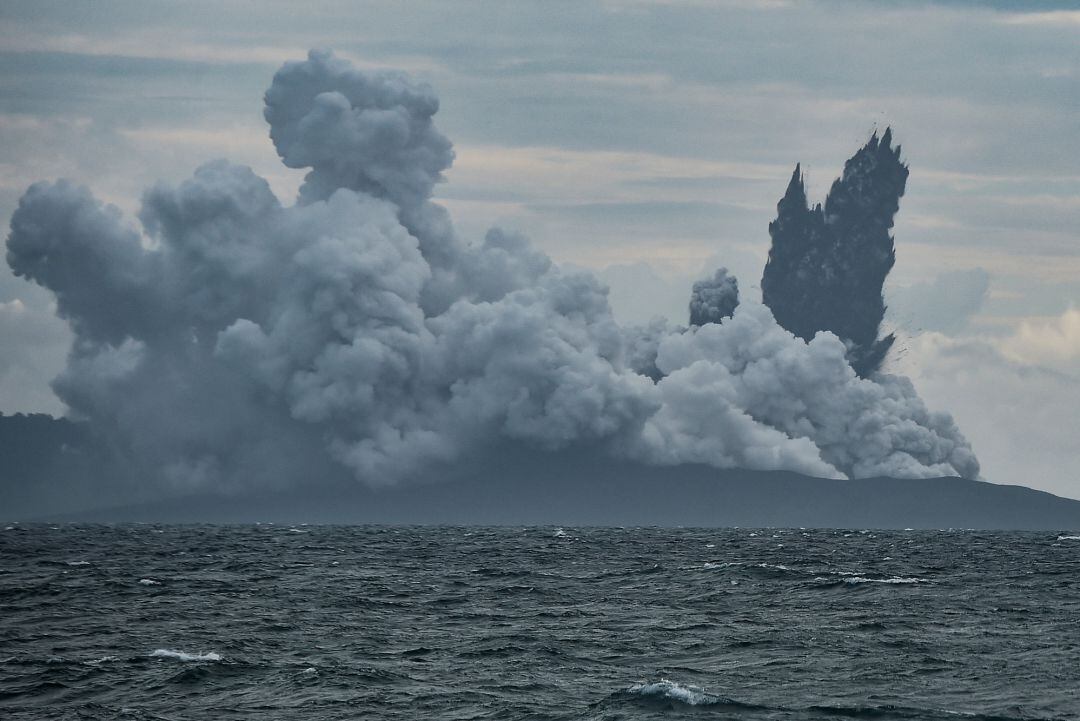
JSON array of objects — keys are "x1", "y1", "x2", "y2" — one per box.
[{"x1": 1, "y1": 525, "x2": 1078, "y2": 720}]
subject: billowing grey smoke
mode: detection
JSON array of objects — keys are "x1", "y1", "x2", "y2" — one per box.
[
  {"x1": 689, "y1": 268, "x2": 739, "y2": 327},
  {"x1": 627, "y1": 267, "x2": 739, "y2": 383},
  {"x1": 647, "y1": 305, "x2": 976, "y2": 480},
  {"x1": 762, "y1": 130, "x2": 907, "y2": 377},
  {"x1": 264, "y1": 50, "x2": 453, "y2": 210},
  {"x1": 5, "y1": 51, "x2": 979, "y2": 494}
]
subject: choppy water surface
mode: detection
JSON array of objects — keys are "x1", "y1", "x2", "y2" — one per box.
[{"x1": 2, "y1": 525, "x2": 1078, "y2": 720}]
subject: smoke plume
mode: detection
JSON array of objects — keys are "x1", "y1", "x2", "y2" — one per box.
[
  {"x1": 5, "y1": 51, "x2": 978, "y2": 495},
  {"x1": 762, "y1": 130, "x2": 907, "y2": 377},
  {"x1": 689, "y1": 268, "x2": 739, "y2": 327}
]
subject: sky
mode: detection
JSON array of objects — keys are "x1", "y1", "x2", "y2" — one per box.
[{"x1": 1, "y1": 0, "x2": 1078, "y2": 498}]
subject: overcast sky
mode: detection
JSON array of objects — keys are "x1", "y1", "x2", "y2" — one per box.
[{"x1": 1, "y1": 0, "x2": 1078, "y2": 497}]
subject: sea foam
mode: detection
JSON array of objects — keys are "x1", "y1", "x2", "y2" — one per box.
[
  {"x1": 85, "y1": 656, "x2": 118, "y2": 666},
  {"x1": 841, "y1": 576, "x2": 927, "y2": 585},
  {"x1": 149, "y1": 649, "x2": 222, "y2": 662}
]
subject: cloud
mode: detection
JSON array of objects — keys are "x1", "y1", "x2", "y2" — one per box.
[
  {"x1": 4, "y1": 50, "x2": 979, "y2": 499},
  {"x1": 0, "y1": 291, "x2": 70, "y2": 415},
  {"x1": 886, "y1": 267, "x2": 989, "y2": 335},
  {"x1": 599, "y1": 262, "x2": 695, "y2": 326},
  {"x1": 999, "y1": 307, "x2": 1080, "y2": 370},
  {"x1": 897, "y1": 321, "x2": 1080, "y2": 498},
  {"x1": 997, "y1": 10, "x2": 1080, "y2": 27}
]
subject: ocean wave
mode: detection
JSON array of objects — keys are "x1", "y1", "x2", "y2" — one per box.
[
  {"x1": 809, "y1": 575, "x2": 930, "y2": 588},
  {"x1": 807, "y1": 703, "x2": 1037, "y2": 720},
  {"x1": 149, "y1": 649, "x2": 222, "y2": 662},
  {"x1": 85, "y1": 655, "x2": 118, "y2": 666},
  {"x1": 625, "y1": 682, "x2": 983, "y2": 719},
  {"x1": 701, "y1": 561, "x2": 793, "y2": 572},
  {"x1": 626, "y1": 679, "x2": 724, "y2": 706}
]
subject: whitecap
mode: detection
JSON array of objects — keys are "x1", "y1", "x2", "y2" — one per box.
[
  {"x1": 138, "y1": 579, "x2": 161, "y2": 586},
  {"x1": 149, "y1": 649, "x2": 222, "y2": 662},
  {"x1": 702, "y1": 561, "x2": 790, "y2": 572},
  {"x1": 85, "y1": 656, "x2": 118, "y2": 666},
  {"x1": 1057, "y1": 535, "x2": 1080, "y2": 541},
  {"x1": 553, "y1": 528, "x2": 568, "y2": 538},
  {"x1": 627, "y1": 679, "x2": 722, "y2": 706},
  {"x1": 843, "y1": 576, "x2": 927, "y2": 585},
  {"x1": 66, "y1": 561, "x2": 91, "y2": 566},
  {"x1": 302, "y1": 666, "x2": 317, "y2": 674}
]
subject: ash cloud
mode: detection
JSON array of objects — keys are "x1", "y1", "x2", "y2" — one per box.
[
  {"x1": 5, "y1": 51, "x2": 979, "y2": 497},
  {"x1": 762, "y1": 130, "x2": 907, "y2": 377},
  {"x1": 689, "y1": 268, "x2": 739, "y2": 327},
  {"x1": 264, "y1": 50, "x2": 453, "y2": 210}
]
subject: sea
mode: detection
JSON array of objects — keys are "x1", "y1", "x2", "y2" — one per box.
[{"x1": 1, "y1": 525, "x2": 1078, "y2": 720}]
